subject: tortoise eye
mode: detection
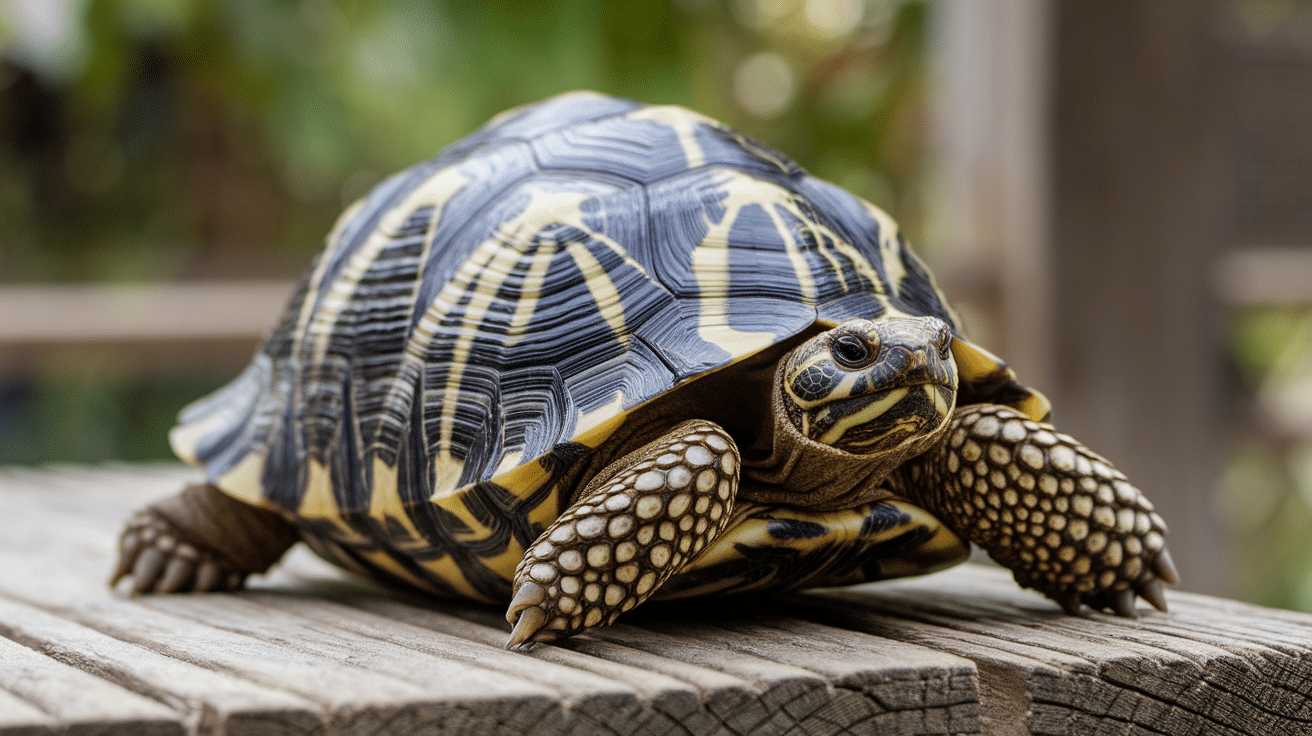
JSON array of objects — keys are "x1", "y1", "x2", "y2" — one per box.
[{"x1": 832, "y1": 334, "x2": 872, "y2": 368}]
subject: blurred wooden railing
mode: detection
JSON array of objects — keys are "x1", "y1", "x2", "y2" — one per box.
[
  {"x1": 0, "y1": 280, "x2": 297, "y2": 376},
  {"x1": 4, "y1": 243, "x2": 1310, "y2": 373},
  {"x1": 1212, "y1": 247, "x2": 1312, "y2": 307}
]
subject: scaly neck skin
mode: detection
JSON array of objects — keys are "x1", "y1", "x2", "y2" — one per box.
[{"x1": 739, "y1": 362, "x2": 932, "y2": 511}]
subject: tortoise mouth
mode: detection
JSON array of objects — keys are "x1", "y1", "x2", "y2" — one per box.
[{"x1": 808, "y1": 382, "x2": 955, "y2": 455}]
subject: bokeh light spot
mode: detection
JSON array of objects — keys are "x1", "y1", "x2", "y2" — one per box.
[
  {"x1": 804, "y1": 0, "x2": 864, "y2": 39},
  {"x1": 733, "y1": 52, "x2": 796, "y2": 119}
]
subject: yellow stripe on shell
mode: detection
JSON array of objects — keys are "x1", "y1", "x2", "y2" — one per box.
[
  {"x1": 761, "y1": 196, "x2": 820, "y2": 303},
  {"x1": 860, "y1": 200, "x2": 906, "y2": 299},
  {"x1": 565, "y1": 239, "x2": 627, "y2": 344},
  {"x1": 297, "y1": 458, "x2": 343, "y2": 523},
  {"x1": 355, "y1": 548, "x2": 445, "y2": 594},
  {"x1": 574, "y1": 390, "x2": 629, "y2": 441},
  {"x1": 211, "y1": 449, "x2": 279, "y2": 511},
  {"x1": 502, "y1": 245, "x2": 558, "y2": 347},
  {"x1": 306, "y1": 166, "x2": 469, "y2": 365},
  {"x1": 423, "y1": 239, "x2": 517, "y2": 494},
  {"x1": 691, "y1": 172, "x2": 807, "y2": 357},
  {"x1": 367, "y1": 455, "x2": 427, "y2": 543},
  {"x1": 427, "y1": 492, "x2": 532, "y2": 587},
  {"x1": 626, "y1": 105, "x2": 714, "y2": 168},
  {"x1": 808, "y1": 221, "x2": 852, "y2": 292},
  {"x1": 296, "y1": 457, "x2": 484, "y2": 597},
  {"x1": 288, "y1": 195, "x2": 368, "y2": 367},
  {"x1": 690, "y1": 171, "x2": 915, "y2": 346},
  {"x1": 414, "y1": 186, "x2": 648, "y2": 497}
]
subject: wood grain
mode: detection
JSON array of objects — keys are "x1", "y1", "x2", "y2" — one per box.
[{"x1": 1, "y1": 464, "x2": 1309, "y2": 735}]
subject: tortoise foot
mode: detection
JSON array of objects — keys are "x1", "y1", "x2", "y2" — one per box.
[
  {"x1": 910, "y1": 404, "x2": 1178, "y2": 618},
  {"x1": 506, "y1": 420, "x2": 739, "y2": 648},
  {"x1": 112, "y1": 510, "x2": 246, "y2": 594},
  {"x1": 112, "y1": 483, "x2": 298, "y2": 595}
]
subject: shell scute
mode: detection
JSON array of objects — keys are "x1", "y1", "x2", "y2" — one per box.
[
  {"x1": 531, "y1": 115, "x2": 704, "y2": 184},
  {"x1": 441, "y1": 92, "x2": 643, "y2": 164}
]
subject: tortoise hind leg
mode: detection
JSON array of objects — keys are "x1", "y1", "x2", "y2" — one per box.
[
  {"x1": 112, "y1": 483, "x2": 300, "y2": 594},
  {"x1": 894, "y1": 404, "x2": 1179, "y2": 617},
  {"x1": 506, "y1": 419, "x2": 740, "y2": 648}
]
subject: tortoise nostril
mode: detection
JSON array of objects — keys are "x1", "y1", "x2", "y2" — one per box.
[
  {"x1": 927, "y1": 319, "x2": 953, "y2": 359},
  {"x1": 937, "y1": 331, "x2": 952, "y2": 360}
]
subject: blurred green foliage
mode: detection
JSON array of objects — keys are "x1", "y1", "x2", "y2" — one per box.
[
  {"x1": 0, "y1": 0, "x2": 930, "y2": 462},
  {"x1": 1, "y1": 0, "x2": 929, "y2": 283},
  {"x1": 1224, "y1": 307, "x2": 1312, "y2": 611}
]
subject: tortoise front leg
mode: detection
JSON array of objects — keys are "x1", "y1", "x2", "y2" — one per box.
[
  {"x1": 894, "y1": 404, "x2": 1180, "y2": 617},
  {"x1": 506, "y1": 419, "x2": 739, "y2": 648},
  {"x1": 112, "y1": 483, "x2": 300, "y2": 594}
]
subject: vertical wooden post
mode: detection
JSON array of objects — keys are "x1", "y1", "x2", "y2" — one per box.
[
  {"x1": 931, "y1": 0, "x2": 1055, "y2": 391},
  {"x1": 1050, "y1": 0, "x2": 1232, "y2": 594}
]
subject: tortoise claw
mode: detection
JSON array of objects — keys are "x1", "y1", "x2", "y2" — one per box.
[
  {"x1": 156, "y1": 556, "x2": 194, "y2": 594},
  {"x1": 111, "y1": 528, "x2": 142, "y2": 587},
  {"x1": 130, "y1": 547, "x2": 167, "y2": 595},
  {"x1": 1109, "y1": 587, "x2": 1138, "y2": 618},
  {"x1": 1136, "y1": 576, "x2": 1169, "y2": 612},
  {"x1": 194, "y1": 560, "x2": 223, "y2": 593},
  {"x1": 1057, "y1": 592, "x2": 1083, "y2": 616},
  {"x1": 505, "y1": 581, "x2": 550, "y2": 649},
  {"x1": 506, "y1": 605, "x2": 548, "y2": 650},
  {"x1": 1151, "y1": 548, "x2": 1181, "y2": 586}
]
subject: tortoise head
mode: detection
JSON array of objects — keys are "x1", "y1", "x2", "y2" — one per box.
[{"x1": 780, "y1": 317, "x2": 958, "y2": 456}]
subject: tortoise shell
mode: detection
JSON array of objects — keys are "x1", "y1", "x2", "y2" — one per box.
[{"x1": 171, "y1": 92, "x2": 1047, "y2": 602}]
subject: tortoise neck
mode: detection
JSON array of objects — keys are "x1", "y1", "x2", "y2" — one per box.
[{"x1": 738, "y1": 362, "x2": 906, "y2": 511}]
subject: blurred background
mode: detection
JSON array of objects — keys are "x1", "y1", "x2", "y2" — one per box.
[{"x1": 2, "y1": 0, "x2": 1310, "y2": 611}]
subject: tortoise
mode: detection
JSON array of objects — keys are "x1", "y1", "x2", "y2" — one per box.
[{"x1": 113, "y1": 91, "x2": 1179, "y2": 648}]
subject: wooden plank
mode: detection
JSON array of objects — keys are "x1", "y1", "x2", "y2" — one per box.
[
  {"x1": 138, "y1": 594, "x2": 638, "y2": 736},
  {"x1": 0, "y1": 469, "x2": 569, "y2": 736},
  {"x1": 570, "y1": 617, "x2": 978, "y2": 736},
  {"x1": 0, "y1": 537, "x2": 575, "y2": 736},
  {"x1": 3, "y1": 463, "x2": 1311, "y2": 735},
  {"x1": 785, "y1": 566, "x2": 1312, "y2": 736},
  {"x1": 0, "y1": 634, "x2": 182, "y2": 736},
  {"x1": 0, "y1": 595, "x2": 324, "y2": 736},
  {"x1": 347, "y1": 597, "x2": 763, "y2": 736},
  {"x1": 0, "y1": 687, "x2": 58, "y2": 736},
  {"x1": 0, "y1": 562, "x2": 565, "y2": 736},
  {"x1": 345, "y1": 595, "x2": 980, "y2": 736}
]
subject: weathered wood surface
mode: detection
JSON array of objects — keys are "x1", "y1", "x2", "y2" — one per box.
[{"x1": 1, "y1": 464, "x2": 1309, "y2": 736}]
